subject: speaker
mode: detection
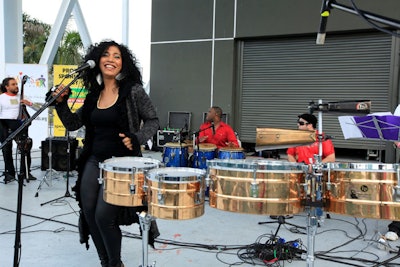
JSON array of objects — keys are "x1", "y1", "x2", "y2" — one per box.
[{"x1": 41, "y1": 137, "x2": 78, "y2": 171}]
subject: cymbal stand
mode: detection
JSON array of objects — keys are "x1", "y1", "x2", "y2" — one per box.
[
  {"x1": 35, "y1": 110, "x2": 60, "y2": 197},
  {"x1": 302, "y1": 155, "x2": 325, "y2": 267},
  {"x1": 138, "y1": 211, "x2": 156, "y2": 267}
]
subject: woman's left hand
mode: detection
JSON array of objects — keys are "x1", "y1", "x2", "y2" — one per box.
[{"x1": 119, "y1": 133, "x2": 133, "y2": 150}]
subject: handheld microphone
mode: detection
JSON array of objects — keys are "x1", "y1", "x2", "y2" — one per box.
[
  {"x1": 211, "y1": 122, "x2": 215, "y2": 135},
  {"x1": 68, "y1": 60, "x2": 96, "y2": 76},
  {"x1": 316, "y1": 0, "x2": 331, "y2": 45}
]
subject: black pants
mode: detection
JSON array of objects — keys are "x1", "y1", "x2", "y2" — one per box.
[
  {"x1": 80, "y1": 156, "x2": 122, "y2": 267},
  {"x1": 1, "y1": 121, "x2": 32, "y2": 176}
]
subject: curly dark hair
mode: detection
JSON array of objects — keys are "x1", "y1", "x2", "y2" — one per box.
[
  {"x1": 80, "y1": 40, "x2": 142, "y2": 93},
  {"x1": 1, "y1": 77, "x2": 15, "y2": 93}
]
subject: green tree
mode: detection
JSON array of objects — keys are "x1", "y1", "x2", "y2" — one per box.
[
  {"x1": 23, "y1": 13, "x2": 51, "y2": 63},
  {"x1": 23, "y1": 13, "x2": 84, "y2": 65},
  {"x1": 55, "y1": 30, "x2": 84, "y2": 65}
]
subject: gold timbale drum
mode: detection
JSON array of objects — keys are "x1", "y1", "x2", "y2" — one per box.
[
  {"x1": 99, "y1": 157, "x2": 161, "y2": 207},
  {"x1": 207, "y1": 159, "x2": 306, "y2": 215},
  {"x1": 145, "y1": 167, "x2": 206, "y2": 220},
  {"x1": 326, "y1": 162, "x2": 400, "y2": 220}
]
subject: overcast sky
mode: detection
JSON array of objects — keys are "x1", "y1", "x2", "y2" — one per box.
[{"x1": 22, "y1": 0, "x2": 152, "y2": 85}]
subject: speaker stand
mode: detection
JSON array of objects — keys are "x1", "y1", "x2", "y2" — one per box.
[
  {"x1": 40, "y1": 133, "x2": 75, "y2": 206},
  {"x1": 35, "y1": 120, "x2": 61, "y2": 197}
]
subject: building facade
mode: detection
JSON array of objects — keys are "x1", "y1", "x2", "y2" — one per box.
[{"x1": 150, "y1": 0, "x2": 400, "y2": 161}]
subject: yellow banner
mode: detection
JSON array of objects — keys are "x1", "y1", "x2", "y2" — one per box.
[{"x1": 53, "y1": 65, "x2": 88, "y2": 145}]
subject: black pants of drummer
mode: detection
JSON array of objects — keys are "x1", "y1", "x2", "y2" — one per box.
[
  {"x1": 1, "y1": 129, "x2": 31, "y2": 177},
  {"x1": 80, "y1": 156, "x2": 122, "y2": 266}
]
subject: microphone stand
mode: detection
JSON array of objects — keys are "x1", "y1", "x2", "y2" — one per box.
[
  {"x1": 0, "y1": 72, "x2": 82, "y2": 267},
  {"x1": 191, "y1": 124, "x2": 214, "y2": 168}
]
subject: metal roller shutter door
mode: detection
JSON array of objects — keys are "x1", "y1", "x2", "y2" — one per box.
[{"x1": 239, "y1": 32, "x2": 392, "y2": 150}]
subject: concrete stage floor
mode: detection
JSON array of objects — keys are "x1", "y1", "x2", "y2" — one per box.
[{"x1": 0, "y1": 149, "x2": 400, "y2": 267}]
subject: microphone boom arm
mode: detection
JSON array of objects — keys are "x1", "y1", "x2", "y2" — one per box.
[
  {"x1": 317, "y1": 0, "x2": 400, "y2": 44},
  {"x1": 0, "y1": 72, "x2": 83, "y2": 150}
]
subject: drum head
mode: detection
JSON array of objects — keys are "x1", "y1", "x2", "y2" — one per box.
[
  {"x1": 219, "y1": 147, "x2": 244, "y2": 152},
  {"x1": 100, "y1": 157, "x2": 160, "y2": 173},
  {"x1": 147, "y1": 167, "x2": 205, "y2": 182},
  {"x1": 197, "y1": 143, "x2": 217, "y2": 151},
  {"x1": 164, "y1": 142, "x2": 188, "y2": 148}
]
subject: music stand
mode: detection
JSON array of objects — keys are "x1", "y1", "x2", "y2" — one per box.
[{"x1": 339, "y1": 114, "x2": 400, "y2": 142}]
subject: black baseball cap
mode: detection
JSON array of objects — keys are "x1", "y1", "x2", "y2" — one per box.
[{"x1": 298, "y1": 113, "x2": 317, "y2": 128}]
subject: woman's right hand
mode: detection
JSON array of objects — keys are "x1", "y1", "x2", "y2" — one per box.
[{"x1": 53, "y1": 84, "x2": 70, "y2": 103}]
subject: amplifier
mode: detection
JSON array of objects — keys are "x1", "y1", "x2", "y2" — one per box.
[
  {"x1": 157, "y1": 130, "x2": 179, "y2": 147},
  {"x1": 41, "y1": 137, "x2": 78, "y2": 171},
  {"x1": 157, "y1": 130, "x2": 188, "y2": 147}
]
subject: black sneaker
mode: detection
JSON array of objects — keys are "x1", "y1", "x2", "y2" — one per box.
[
  {"x1": 4, "y1": 173, "x2": 16, "y2": 184},
  {"x1": 27, "y1": 173, "x2": 37, "y2": 181},
  {"x1": 21, "y1": 173, "x2": 37, "y2": 181}
]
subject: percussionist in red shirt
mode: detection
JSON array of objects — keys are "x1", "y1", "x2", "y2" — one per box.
[{"x1": 198, "y1": 106, "x2": 239, "y2": 149}]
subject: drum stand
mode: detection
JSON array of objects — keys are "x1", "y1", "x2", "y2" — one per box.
[
  {"x1": 138, "y1": 211, "x2": 156, "y2": 267},
  {"x1": 303, "y1": 101, "x2": 328, "y2": 267}
]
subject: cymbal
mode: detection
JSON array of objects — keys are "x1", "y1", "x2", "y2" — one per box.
[{"x1": 256, "y1": 127, "x2": 316, "y2": 150}]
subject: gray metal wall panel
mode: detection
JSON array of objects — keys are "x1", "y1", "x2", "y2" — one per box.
[
  {"x1": 215, "y1": 0, "x2": 235, "y2": 38},
  {"x1": 152, "y1": 0, "x2": 213, "y2": 42},
  {"x1": 150, "y1": 42, "x2": 212, "y2": 130},
  {"x1": 239, "y1": 32, "x2": 392, "y2": 150},
  {"x1": 235, "y1": 0, "x2": 400, "y2": 38}
]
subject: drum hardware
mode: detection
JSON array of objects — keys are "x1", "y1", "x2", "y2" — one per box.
[
  {"x1": 250, "y1": 165, "x2": 258, "y2": 198},
  {"x1": 395, "y1": 186, "x2": 400, "y2": 202},
  {"x1": 98, "y1": 171, "x2": 103, "y2": 184},
  {"x1": 129, "y1": 184, "x2": 136, "y2": 194},
  {"x1": 250, "y1": 181, "x2": 259, "y2": 198},
  {"x1": 156, "y1": 173, "x2": 166, "y2": 205},
  {"x1": 138, "y1": 211, "x2": 157, "y2": 267},
  {"x1": 205, "y1": 169, "x2": 211, "y2": 187},
  {"x1": 129, "y1": 167, "x2": 137, "y2": 194},
  {"x1": 308, "y1": 100, "x2": 371, "y2": 114},
  {"x1": 303, "y1": 101, "x2": 327, "y2": 267},
  {"x1": 204, "y1": 168, "x2": 212, "y2": 197}
]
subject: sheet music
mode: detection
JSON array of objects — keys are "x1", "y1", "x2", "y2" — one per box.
[{"x1": 338, "y1": 116, "x2": 364, "y2": 139}]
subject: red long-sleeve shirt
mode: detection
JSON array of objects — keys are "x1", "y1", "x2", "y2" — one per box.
[{"x1": 198, "y1": 121, "x2": 239, "y2": 149}]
